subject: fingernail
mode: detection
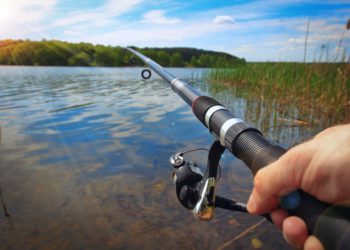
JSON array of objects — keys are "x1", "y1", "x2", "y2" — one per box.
[
  {"x1": 282, "y1": 232, "x2": 291, "y2": 244},
  {"x1": 283, "y1": 230, "x2": 301, "y2": 249},
  {"x1": 247, "y1": 194, "x2": 256, "y2": 213}
]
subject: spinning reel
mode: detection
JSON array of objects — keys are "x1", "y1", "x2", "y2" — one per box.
[{"x1": 170, "y1": 140, "x2": 250, "y2": 220}]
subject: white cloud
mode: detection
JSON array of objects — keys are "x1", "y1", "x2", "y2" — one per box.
[
  {"x1": 104, "y1": 0, "x2": 143, "y2": 15},
  {"x1": 142, "y1": 10, "x2": 180, "y2": 25},
  {"x1": 213, "y1": 15, "x2": 235, "y2": 25},
  {"x1": 0, "y1": 0, "x2": 57, "y2": 37},
  {"x1": 52, "y1": 0, "x2": 143, "y2": 27},
  {"x1": 268, "y1": 19, "x2": 348, "y2": 49},
  {"x1": 64, "y1": 29, "x2": 83, "y2": 37},
  {"x1": 231, "y1": 44, "x2": 255, "y2": 53},
  {"x1": 53, "y1": 11, "x2": 100, "y2": 27},
  {"x1": 63, "y1": 17, "x2": 235, "y2": 48}
]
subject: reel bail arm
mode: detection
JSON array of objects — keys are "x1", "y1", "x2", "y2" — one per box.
[{"x1": 194, "y1": 140, "x2": 225, "y2": 220}]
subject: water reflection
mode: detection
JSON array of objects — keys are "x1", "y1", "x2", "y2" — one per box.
[
  {"x1": 0, "y1": 66, "x2": 322, "y2": 249},
  {"x1": 205, "y1": 83, "x2": 334, "y2": 149}
]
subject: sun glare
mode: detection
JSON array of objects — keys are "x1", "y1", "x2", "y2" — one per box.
[{"x1": 0, "y1": 1, "x2": 16, "y2": 24}]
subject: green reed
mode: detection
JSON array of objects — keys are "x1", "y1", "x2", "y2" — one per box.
[{"x1": 208, "y1": 62, "x2": 350, "y2": 123}]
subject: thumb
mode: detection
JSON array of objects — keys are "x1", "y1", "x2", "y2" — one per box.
[{"x1": 247, "y1": 146, "x2": 310, "y2": 214}]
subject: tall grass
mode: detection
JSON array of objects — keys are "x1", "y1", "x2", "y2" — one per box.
[
  {"x1": 208, "y1": 19, "x2": 350, "y2": 124},
  {"x1": 209, "y1": 63, "x2": 350, "y2": 122}
]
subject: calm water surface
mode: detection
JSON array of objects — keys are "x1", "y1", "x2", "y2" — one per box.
[{"x1": 0, "y1": 66, "x2": 325, "y2": 249}]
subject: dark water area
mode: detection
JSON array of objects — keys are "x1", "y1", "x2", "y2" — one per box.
[{"x1": 0, "y1": 66, "x2": 327, "y2": 249}]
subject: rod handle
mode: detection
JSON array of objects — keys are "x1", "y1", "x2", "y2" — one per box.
[{"x1": 234, "y1": 130, "x2": 350, "y2": 250}]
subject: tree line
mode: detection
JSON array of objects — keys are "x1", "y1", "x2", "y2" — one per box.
[{"x1": 0, "y1": 39, "x2": 245, "y2": 68}]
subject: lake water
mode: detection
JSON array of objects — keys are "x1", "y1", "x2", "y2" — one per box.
[{"x1": 0, "y1": 66, "x2": 327, "y2": 249}]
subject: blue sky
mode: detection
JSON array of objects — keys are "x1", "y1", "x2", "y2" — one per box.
[{"x1": 1, "y1": 0, "x2": 349, "y2": 61}]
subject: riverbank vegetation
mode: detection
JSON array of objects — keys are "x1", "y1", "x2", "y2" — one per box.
[
  {"x1": 209, "y1": 19, "x2": 350, "y2": 125},
  {"x1": 209, "y1": 63, "x2": 350, "y2": 124},
  {"x1": 0, "y1": 39, "x2": 244, "y2": 67}
]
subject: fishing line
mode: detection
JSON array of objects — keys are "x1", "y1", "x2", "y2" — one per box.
[
  {"x1": 181, "y1": 148, "x2": 208, "y2": 154},
  {"x1": 157, "y1": 82, "x2": 181, "y2": 152},
  {"x1": 163, "y1": 112, "x2": 180, "y2": 152},
  {"x1": 0, "y1": 182, "x2": 10, "y2": 218}
]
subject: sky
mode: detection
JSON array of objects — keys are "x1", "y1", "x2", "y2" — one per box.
[{"x1": 0, "y1": 0, "x2": 349, "y2": 61}]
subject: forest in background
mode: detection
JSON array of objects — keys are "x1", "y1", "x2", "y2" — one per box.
[{"x1": 0, "y1": 39, "x2": 245, "y2": 67}]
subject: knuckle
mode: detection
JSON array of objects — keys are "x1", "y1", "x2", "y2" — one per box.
[{"x1": 253, "y1": 170, "x2": 265, "y2": 193}]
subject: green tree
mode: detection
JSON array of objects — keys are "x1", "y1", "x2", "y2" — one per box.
[
  {"x1": 169, "y1": 52, "x2": 184, "y2": 67},
  {"x1": 156, "y1": 51, "x2": 170, "y2": 66},
  {"x1": 68, "y1": 52, "x2": 91, "y2": 66},
  {"x1": 142, "y1": 49, "x2": 157, "y2": 60},
  {"x1": 11, "y1": 43, "x2": 34, "y2": 65},
  {"x1": 189, "y1": 56, "x2": 198, "y2": 67},
  {"x1": 94, "y1": 46, "x2": 115, "y2": 66},
  {"x1": 0, "y1": 47, "x2": 11, "y2": 64}
]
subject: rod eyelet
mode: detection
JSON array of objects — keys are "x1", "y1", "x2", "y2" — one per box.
[{"x1": 141, "y1": 69, "x2": 151, "y2": 79}]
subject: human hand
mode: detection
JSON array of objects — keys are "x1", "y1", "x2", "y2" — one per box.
[{"x1": 247, "y1": 124, "x2": 350, "y2": 249}]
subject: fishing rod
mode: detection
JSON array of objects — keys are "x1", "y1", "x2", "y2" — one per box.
[{"x1": 126, "y1": 47, "x2": 350, "y2": 250}]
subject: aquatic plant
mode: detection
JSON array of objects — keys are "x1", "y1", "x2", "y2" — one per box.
[
  {"x1": 209, "y1": 62, "x2": 349, "y2": 124},
  {"x1": 209, "y1": 19, "x2": 350, "y2": 125}
]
